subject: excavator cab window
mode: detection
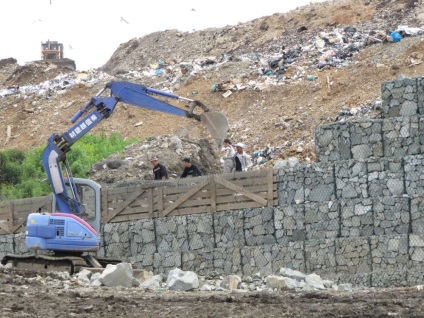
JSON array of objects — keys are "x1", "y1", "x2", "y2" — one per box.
[
  {"x1": 73, "y1": 184, "x2": 96, "y2": 222},
  {"x1": 56, "y1": 177, "x2": 102, "y2": 233}
]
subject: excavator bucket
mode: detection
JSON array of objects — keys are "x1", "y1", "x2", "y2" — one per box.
[{"x1": 200, "y1": 111, "x2": 229, "y2": 148}]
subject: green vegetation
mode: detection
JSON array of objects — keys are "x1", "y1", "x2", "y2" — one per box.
[{"x1": 0, "y1": 132, "x2": 137, "y2": 201}]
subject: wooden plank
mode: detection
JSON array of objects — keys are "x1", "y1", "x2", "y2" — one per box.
[
  {"x1": 0, "y1": 209, "x2": 10, "y2": 215},
  {"x1": 107, "y1": 193, "x2": 150, "y2": 211},
  {"x1": 162, "y1": 183, "x2": 207, "y2": 217},
  {"x1": 214, "y1": 176, "x2": 267, "y2": 206},
  {"x1": 215, "y1": 184, "x2": 276, "y2": 196},
  {"x1": 147, "y1": 188, "x2": 153, "y2": 219},
  {"x1": 108, "y1": 213, "x2": 152, "y2": 223},
  {"x1": 217, "y1": 201, "x2": 264, "y2": 212},
  {"x1": 267, "y1": 169, "x2": 274, "y2": 207},
  {"x1": 172, "y1": 175, "x2": 210, "y2": 186},
  {"x1": 36, "y1": 197, "x2": 53, "y2": 213},
  {"x1": 216, "y1": 194, "x2": 266, "y2": 204},
  {"x1": 108, "y1": 205, "x2": 150, "y2": 216},
  {"x1": 8, "y1": 202, "x2": 14, "y2": 232},
  {"x1": 214, "y1": 176, "x2": 277, "y2": 188},
  {"x1": 103, "y1": 188, "x2": 146, "y2": 223},
  {"x1": 159, "y1": 189, "x2": 211, "y2": 202},
  {"x1": 162, "y1": 198, "x2": 211, "y2": 209},
  {"x1": 101, "y1": 188, "x2": 109, "y2": 224},
  {"x1": 13, "y1": 211, "x2": 35, "y2": 219},
  {"x1": 10, "y1": 219, "x2": 27, "y2": 233},
  {"x1": 108, "y1": 209, "x2": 150, "y2": 218},
  {"x1": 107, "y1": 195, "x2": 150, "y2": 208},
  {"x1": 0, "y1": 221, "x2": 10, "y2": 234},
  {"x1": 157, "y1": 187, "x2": 163, "y2": 218},
  {"x1": 166, "y1": 205, "x2": 211, "y2": 217},
  {"x1": 162, "y1": 184, "x2": 211, "y2": 196},
  {"x1": 105, "y1": 184, "x2": 156, "y2": 196},
  {"x1": 210, "y1": 175, "x2": 217, "y2": 213},
  {"x1": 217, "y1": 169, "x2": 268, "y2": 179}
]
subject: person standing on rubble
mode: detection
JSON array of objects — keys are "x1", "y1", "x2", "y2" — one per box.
[
  {"x1": 149, "y1": 156, "x2": 168, "y2": 180},
  {"x1": 180, "y1": 158, "x2": 202, "y2": 178},
  {"x1": 221, "y1": 138, "x2": 235, "y2": 173},
  {"x1": 233, "y1": 143, "x2": 253, "y2": 172}
]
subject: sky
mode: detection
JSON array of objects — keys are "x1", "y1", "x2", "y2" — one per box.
[{"x1": 1, "y1": 0, "x2": 328, "y2": 70}]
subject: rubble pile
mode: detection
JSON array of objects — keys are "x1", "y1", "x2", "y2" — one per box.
[
  {"x1": 102, "y1": 1, "x2": 424, "y2": 95},
  {"x1": 0, "y1": 263, "x2": 355, "y2": 293},
  {"x1": 89, "y1": 135, "x2": 221, "y2": 183},
  {"x1": 0, "y1": 63, "x2": 112, "y2": 99}
]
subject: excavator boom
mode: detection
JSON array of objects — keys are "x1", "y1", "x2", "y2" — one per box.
[{"x1": 1, "y1": 81, "x2": 228, "y2": 273}]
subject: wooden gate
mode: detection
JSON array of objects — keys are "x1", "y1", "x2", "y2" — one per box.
[
  {"x1": 102, "y1": 169, "x2": 278, "y2": 223},
  {"x1": 0, "y1": 196, "x2": 52, "y2": 234}
]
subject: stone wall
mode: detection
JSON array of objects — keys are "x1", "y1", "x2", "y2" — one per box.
[
  {"x1": 315, "y1": 116, "x2": 424, "y2": 162},
  {"x1": 316, "y1": 76, "x2": 424, "y2": 163}
]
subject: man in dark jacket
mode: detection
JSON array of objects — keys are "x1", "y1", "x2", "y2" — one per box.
[
  {"x1": 149, "y1": 156, "x2": 168, "y2": 180},
  {"x1": 180, "y1": 158, "x2": 202, "y2": 178}
]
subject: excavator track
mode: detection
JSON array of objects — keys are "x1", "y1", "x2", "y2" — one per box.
[{"x1": 1, "y1": 254, "x2": 123, "y2": 274}]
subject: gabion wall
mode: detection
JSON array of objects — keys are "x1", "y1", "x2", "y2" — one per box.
[{"x1": 2, "y1": 75, "x2": 424, "y2": 289}]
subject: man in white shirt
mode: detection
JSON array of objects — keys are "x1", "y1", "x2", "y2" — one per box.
[
  {"x1": 221, "y1": 138, "x2": 235, "y2": 173},
  {"x1": 233, "y1": 143, "x2": 253, "y2": 172}
]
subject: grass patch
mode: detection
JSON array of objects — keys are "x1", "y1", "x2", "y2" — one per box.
[{"x1": 0, "y1": 132, "x2": 137, "y2": 200}]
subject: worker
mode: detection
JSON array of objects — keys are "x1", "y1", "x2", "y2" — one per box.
[
  {"x1": 180, "y1": 158, "x2": 202, "y2": 178},
  {"x1": 149, "y1": 156, "x2": 168, "y2": 180},
  {"x1": 221, "y1": 138, "x2": 235, "y2": 173},
  {"x1": 233, "y1": 143, "x2": 253, "y2": 172}
]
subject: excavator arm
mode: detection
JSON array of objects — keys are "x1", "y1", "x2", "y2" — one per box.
[
  {"x1": 44, "y1": 81, "x2": 228, "y2": 215},
  {"x1": 2, "y1": 81, "x2": 228, "y2": 272}
]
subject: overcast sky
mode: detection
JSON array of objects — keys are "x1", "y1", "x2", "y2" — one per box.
[{"x1": 2, "y1": 0, "x2": 329, "y2": 70}]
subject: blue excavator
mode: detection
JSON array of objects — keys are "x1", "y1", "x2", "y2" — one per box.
[{"x1": 1, "y1": 81, "x2": 228, "y2": 273}]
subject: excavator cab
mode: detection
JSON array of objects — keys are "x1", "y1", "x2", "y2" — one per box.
[
  {"x1": 57, "y1": 178, "x2": 102, "y2": 233},
  {"x1": 25, "y1": 178, "x2": 102, "y2": 253}
]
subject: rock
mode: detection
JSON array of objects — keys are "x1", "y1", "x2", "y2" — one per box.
[
  {"x1": 220, "y1": 275, "x2": 242, "y2": 290},
  {"x1": 140, "y1": 275, "x2": 163, "y2": 290},
  {"x1": 303, "y1": 273, "x2": 325, "y2": 290},
  {"x1": 99, "y1": 262, "x2": 133, "y2": 287},
  {"x1": 166, "y1": 268, "x2": 199, "y2": 291},
  {"x1": 279, "y1": 268, "x2": 307, "y2": 281}
]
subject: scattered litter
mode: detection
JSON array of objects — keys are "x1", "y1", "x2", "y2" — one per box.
[{"x1": 222, "y1": 90, "x2": 232, "y2": 98}]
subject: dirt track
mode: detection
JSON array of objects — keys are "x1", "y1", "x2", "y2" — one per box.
[{"x1": 1, "y1": 269, "x2": 423, "y2": 318}]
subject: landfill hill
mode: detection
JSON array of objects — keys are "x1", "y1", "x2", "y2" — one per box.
[{"x1": 1, "y1": 0, "x2": 424, "y2": 180}]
